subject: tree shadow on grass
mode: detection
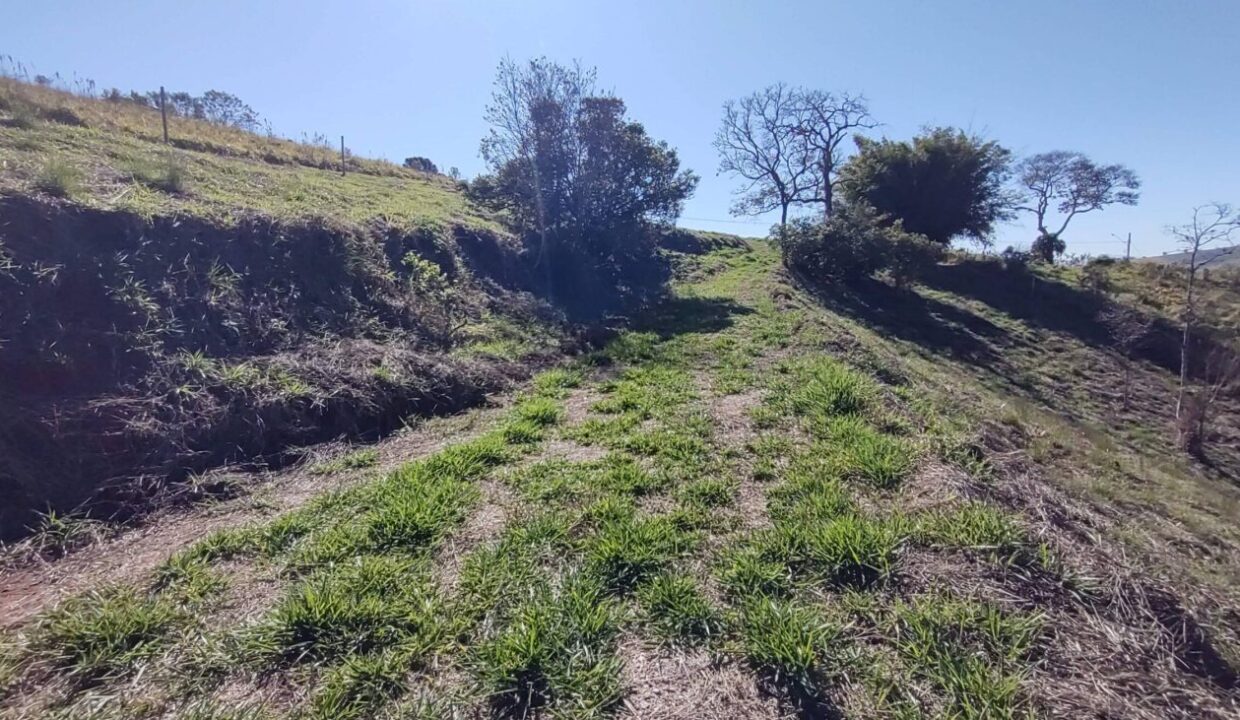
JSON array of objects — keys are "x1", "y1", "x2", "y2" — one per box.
[
  {"x1": 805, "y1": 276, "x2": 1006, "y2": 370},
  {"x1": 633, "y1": 294, "x2": 755, "y2": 338},
  {"x1": 917, "y1": 260, "x2": 1187, "y2": 372}
]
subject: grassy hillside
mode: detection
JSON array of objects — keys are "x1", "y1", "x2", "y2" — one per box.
[
  {"x1": 1, "y1": 239, "x2": 1237, "y2": 719},
  {"x1": 0, "y1": 78, "x2": 566, "y2": 539}
]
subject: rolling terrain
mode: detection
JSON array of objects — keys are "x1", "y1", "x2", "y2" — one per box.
[{"x1": 1, "y1": 76, "x2": 1239, "y2": 719}]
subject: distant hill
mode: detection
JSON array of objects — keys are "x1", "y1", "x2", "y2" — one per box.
[{"x1": 1137, "y1": 245, "x2": 1240, "y2": 267}]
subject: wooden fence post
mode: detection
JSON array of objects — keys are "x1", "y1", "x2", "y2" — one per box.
[{"x1": 160, "y1": 86, "x2": 169, "y2": 144}]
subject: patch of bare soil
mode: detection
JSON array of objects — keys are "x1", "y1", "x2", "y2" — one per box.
[
  {"x1": 434, "y1": 478, "x2": 517, "y2": 593},
  {"x1": 616, "y1": 637, "x2": 779, "y2": 720},
  {"x1": 0, "y1": 401, "x2": 509, "y2": 630},
  {"x1": 703, "y1": 387, "x2": 770, "y2": 534}
]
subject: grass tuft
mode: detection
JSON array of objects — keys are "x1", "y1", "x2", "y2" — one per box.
[
  {"x1": 31, "y1": 587, "x2": 182, "y2": 682},
  {"x1": 736, "y1": 598, "x2": 850, "y2": 701},
  {"x1": 474, "y1": 574, "x2": 622, "y2": 719},
  {"x1": 257, "y1": 554, "x2": 446, "y2": 664},
  {"x1": 636, "y1": 574, "x2": 720, "y2": 645},
  {"x1": 33, "y1": 156, "x2": 82, "y2": 197},
  {"x1": 310, "y1": 448, "x2": 379, "y2": 475}
]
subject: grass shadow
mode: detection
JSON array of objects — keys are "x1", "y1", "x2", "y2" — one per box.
[
  {"x1": 634, "y1": 294, "x2": 755, "y2": 339},
  {"x1": 804, "y1": 276, "x2": 1004, "y2": 369},
  {"x1": 918, "y1": 260, "x2": 1189, "y2": 373}
]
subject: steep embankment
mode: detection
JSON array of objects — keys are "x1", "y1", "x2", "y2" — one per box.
[
  {"x1": 0, "y1": 241, "x2": 1236, "y2": 719},
  {"x1": 0, "y1": 78, "x2": 563, "y2": 538}
]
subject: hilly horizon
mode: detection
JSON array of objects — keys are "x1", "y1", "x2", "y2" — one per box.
[{"x1": 1, "y1": 27, "x2": 1239, "y2": 720}]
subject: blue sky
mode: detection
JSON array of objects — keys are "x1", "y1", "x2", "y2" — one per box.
[{"x1": 4, "y1": 1, "x2": 1238, "y2": 256}]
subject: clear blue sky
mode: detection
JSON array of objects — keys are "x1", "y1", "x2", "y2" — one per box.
[{"x1": 5, "y1": 1, "x2": 1238, "y2": 256}]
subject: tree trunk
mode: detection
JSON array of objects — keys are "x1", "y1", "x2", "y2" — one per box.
[
  {"x1": 1177, "y1": 249, "x2": 1198, "y2": 420},
  {"x1": 821, "y1": 150, "x2": 833, "y2": 220},
  {"x1": 780, "y1": 203, "x2": 788, "y2": 229}
]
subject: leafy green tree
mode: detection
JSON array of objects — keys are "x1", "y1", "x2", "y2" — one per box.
[
  {"x1": 839, "y1": 128, "x2": 1013, "y2": 245},
  {"x1": 471, "y1": 58, "x2": 697, "y2": 305}
]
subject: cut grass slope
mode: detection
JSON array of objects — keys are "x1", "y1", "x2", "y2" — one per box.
[
  {"x1": 1, "y1": 230, "x2": 1237, "y2": 718},
  {"x1": 0, "y1": 76, "x2": 565, "y2": 539}
]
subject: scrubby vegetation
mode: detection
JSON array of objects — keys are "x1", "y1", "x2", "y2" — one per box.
[
  {"x1": 3, "y1": 236, "x2": 1236, "y2": 719},
  {"x1": 1, "y1": 54, "x2": 1238, "y2": 720}
]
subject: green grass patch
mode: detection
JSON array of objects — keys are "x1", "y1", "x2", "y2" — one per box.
[
  {"x1": 677, "y1": 477, "x2": 735, "y2": 509},
  {"x1": 30, "y1": 586, "x2": 183, "y2": 682},
  {"x1": 736, "y1": 598, "x2": 850, "y2": 700},
  {"x1": 531, "y1": 367, "x2": 584, "y2": 398},
  {"x1": 916, "y1": 504, "x2": 1027, "y2": 554},
  {"x1": 584, "y1": 513, "x2": 698, "y2": 594},
  {"x1": 307, "y1": 646, "x2": 413, "y2": 720},
  {"x1": 473, "y1": 573, "x2": 622, "y2": 719},
  {"x1": 817, "y1": 416, "x2": 916, "y2": 489},
  {"x1": 636, "y1": 574, "x2": 720, "y2": 645},
  {"x1": 887, "y1": 596, "x2": 1042, "y2": 718},
  {"x1": 33, "y1": 156, "x2": 82, "y2": 197},
  {"x1": 592, "y1": 365, "x2": 694, "y2": 419},
  {"x1": 771, "y1": 357, "x2": 875, "y2": 419},
  {"x1": 256, "y1": 554, "x2": 448, "y2": 665},
  {"x1": 759, "y1": 514, "x2": 905, "y2": 588}
]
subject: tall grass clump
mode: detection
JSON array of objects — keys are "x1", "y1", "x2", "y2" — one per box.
[
  {"x1": 128, "y1": 152, "x2": 188, "y2": 193},
  {"x1": 33, "y1": 157, "x2": 82, "y2": 197},
  {"x1": 257, "y1": 555, "x2": 446, "y2": 665},
  {"x1": 637, "y1": 574, "x2": 720, "y2": 645},
  {"x1": 474, "y1": 574, "x2": 622, "y2": 719},
  {"x1": 786, "y1": 358, "x2": 874, "y2": 418},
  {"x1": 737, "y1": 598, "x2": 850, "y2": 703},
  {"x1": 30, "y1": 587, "x2": 182, "y2": 681},
  {"x1": 887, "y1": 597, "x2": 1042, "y2": 718}
]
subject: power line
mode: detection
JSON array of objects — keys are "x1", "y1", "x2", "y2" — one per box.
[{"x1": 679, "y1": 215, "x2": 769, "y2": 225}]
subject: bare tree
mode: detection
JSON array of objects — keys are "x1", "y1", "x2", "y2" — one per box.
[
  {"x1": 479, "y1": 57, "x2": 597, "y2": 255},
  {"x1": 714, "y1": 85, "x2": 819, "y2": 229},
  {"x1": 1167, "y1": 203, "x2": 1240, "y2": 425},
  {"x1": 1014, "y1": 151, "x2": 1140, "y2": 260},
  {"x1": 1178, "y1": 347, "x2": 1240, "y2": 456},
  {"x1": 791, "y1": 90, "x2": 876, "y2": 220},
  {"x1": 1099, "y1": 301, "x2": 1154, "y2": 411}
]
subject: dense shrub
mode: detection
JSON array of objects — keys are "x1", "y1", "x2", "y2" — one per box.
[
  {"x1": 777, "y1": 203, "x2": 940, "y2": 284},
  {"x1": 470, "y1": 58, "x2": 698, "y2": 316},
  {"x1": 1031, "y1": 232, "x2": 1066, "y2": 263},
  {"x1": 402, "y1": 156, "x2": 438, "y2": 174},
  {"x1": 839, "y1": 127, "x2": 1012, "y2": 245}
]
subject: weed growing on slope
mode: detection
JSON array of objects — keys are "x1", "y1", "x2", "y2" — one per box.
[
  {"x1": 770, "y1": 357, "x2": 875, "y2": 419},
  {"x1": 30, "y1": 586, "x2": 184, "y2": 682},
  {"x1": 307, "y1": 645, "x2": 414, "y2": 720},
  {"x1": 592, "y1": 366, "x2": 694, "y2": 419},
  {"x1": 759, "y1": 514, "x2": 906, "y2": 589},
  {"x1": 677, "y1": 477, "x2": 735, "y2": 509},
  {"x1": 456, "y1": 512, "x2": 577, "y2": 626},
  {"x1": 531, "y1": 367, "x2": 584, "y2": 398},
  {"x1": 717, "y1": 545, "x2": 793, "y2": 600},
  {"x1": 309, "y1": 448, "x2": 379, "y2": 475},
  {"x1": 126, "y1": 152, "x2": 188, "y2": 193},
  {"x1": 636, "y1": 573, "x2": 720, "y2": 646},
  {"x1": 255, "y1": 554, "x2": 447, "y2": 665},
  {"x1": 886, "y1": 596, "x2": 1043, "y2": 718},
  {"x1": 916, "y1": 503, "x2": 1027, "y2": 554},
  {"x1": 584, "y1": 513, "x2": 699, "y2": 594},
  {"x1": 736, "y1": 598, "x2": 851, "y2": 703},
  {"x1": 816, "y1": 416, "x2": 916, "y2": 489},
  {"x1": 474, "y1": 573, "x2": 622, "y2": 719},
  {"x1": 33, "y1": 156, "x2": 82, "y2": 197},
  {"x1": 13, "y1": 509, "x2": 107, "y2": 560}
]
